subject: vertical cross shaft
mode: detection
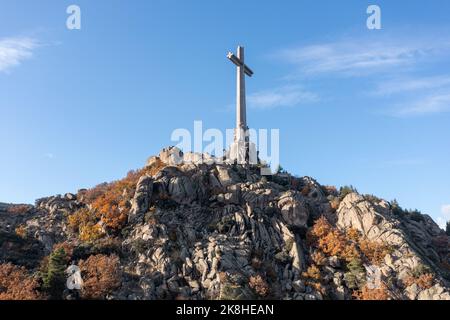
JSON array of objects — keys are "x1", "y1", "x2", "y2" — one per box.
[
  {"x1": 227, "y1": 46, "x2": 253, "y2": 139},
  {"x1": 236, "y1": 46, "x2": 247, "y2": 131},
  {"x1": 227, "y1": 46, "x2": 254, "y2": 164}
]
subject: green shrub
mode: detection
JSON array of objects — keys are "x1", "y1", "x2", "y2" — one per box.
[
  {"x1": 410, "y1": 264, "x2": 431, "y2": 278},
  {"x1": 344, "y1": 258, "x2": 366, "y2": 290},
  {"x1": 217, "y1": 216, "x2": 235, "y2": 234},
  {"x1": 339, "y1": 185, "x2": 358, "y2": 200},
  {"x1": 274, "y1": 251, "x2": 291, "y2": 264},
  {"x1": 408, "y1": 209, "x2": 424, "y2": 222},
  {"x1": 71, "y1": 238, "x2": 122, "y2": 261},
  {"x1": 42, "y1": 248, "x2": 68, "y2": 299},
  {"x1": 390, "y1": 200, "x2": 425, "y2": 222},
  {"x1": 276, "y1": 165, "x2": 286, "y2": 174},
  {"x1": 363, "y1": 194, "x2": 382, "y2": 203},
  {"x1": 390, "y1": 199, "x2": 403, "y2": 216}
]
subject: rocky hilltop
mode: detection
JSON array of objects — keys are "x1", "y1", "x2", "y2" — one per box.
[{"x1": 1, "y1": 147, "x2": 449, "y2": 300}]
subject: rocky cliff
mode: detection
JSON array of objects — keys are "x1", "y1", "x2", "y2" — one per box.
[{"x1": 0, "y1": 147, "x2": 449, "y2": 300}]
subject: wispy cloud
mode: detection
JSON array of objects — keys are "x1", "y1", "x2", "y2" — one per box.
[
  {"x1": 272, "y1": 34, "x2": 450, "y2": 117},
  {"x1": 276, "y1": 37, "x2": 450, "y2": 77},
  {"x1": 436, "y1": 204, "x2": 450, "y2": 229},
  {"x1": 0, "y1": 37, "x2": 39, "y2": 73},
  {"x1": 248, "y1": 85, "x2": 319, "y2": 110},
  {"x1": 442, "y1": 204, "x2": 450, "y2": 216},
  {"x1": 374, "y1": 76, "x2": 450, "y2": 96},
  {"x1": 393, "y1": 93, "x2": 450, "y2": 116},
  {"x1": 373, "y1": 75, "x2": 450, "y2": 116}
]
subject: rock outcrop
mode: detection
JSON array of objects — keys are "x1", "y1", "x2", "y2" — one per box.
[
  {"x1": 0, "y1": 147, "x2": 449, "y2": 300},
  {"x1": 337, "y1": 193, "x2": 450, "y2": 300}
]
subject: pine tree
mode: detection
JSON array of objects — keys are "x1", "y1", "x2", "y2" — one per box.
[
  {"x1": 276, "y1": 165, "x2": 285, "y2": 174},
  {"x1": 446, "y1": 221, "x2": 450, "y2": 236},
  {"x1": 42, "y1": 247, "x2": 68, "y2": 299},
  {"x1": 344, "y1": 257, "x2": 365, "y2": 289},
  {"x1": 339, "y1": 185, "x2": 358, "y2": 200}
]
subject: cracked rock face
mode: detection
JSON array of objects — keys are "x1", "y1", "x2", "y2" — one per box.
[
  {"x1": 337, "y1": 193, "x2": 450, "y2": 300},
  {"x1": 1, "y1": 148, "x2": 449, "y2": 300},
  {"x1": 278, "y1": 191, "x2": 309, "y2": 229}
]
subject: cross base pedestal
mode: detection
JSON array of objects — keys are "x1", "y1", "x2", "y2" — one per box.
[{"x1": 227, "y1": 139, "x2": 257, "y2": 165}]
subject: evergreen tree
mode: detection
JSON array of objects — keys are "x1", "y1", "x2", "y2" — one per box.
[
  {"x1": 344, "y1": 257, "x2": 365, "y2": 289},
  {"x1": 339, "y1": 185, "x2": 358, "y2": 201},
  {"x1": 390, "y1": 199, "x2": 404, "y2": 216},
  {"x1": 446, "y1": 221, "x2": 450, "y2": 236},
  {"x1": 42, "y1": 247, "x2": 68, "y2": 299},
  {"x1": 276, "y1": 165, "x2": 285, "y2": 174}
]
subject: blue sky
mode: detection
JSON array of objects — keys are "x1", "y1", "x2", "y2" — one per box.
[{"x1": 1, "y1": 0, "x2": 449, "y2": 228}]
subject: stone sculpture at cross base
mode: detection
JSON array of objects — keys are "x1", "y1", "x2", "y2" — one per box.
[{"x1": 227, "y1": 129, "x2": 258, "y2": 165}]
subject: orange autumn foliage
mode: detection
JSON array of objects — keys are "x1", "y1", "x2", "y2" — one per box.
[
  {"x1": 311, "y1": 251, "x2": 327, "y2": 266},
  {"x1": 302, "y1": 265, "x2": 326, "y2": 295},
  {"x1": 346, "y1": 228, "x2": 360, "y2": 242},
  {"x1": 79, "y1": 223, "x2": 104, "y2": 242},
  {"x1": 353, "y1": 284, "x2": 391, "y2": 300},
  {"x1": 52, "y1": 242, "x2": 74, "y2": 263},
  {"x1": 15, "y1": 224, "x2": 27, "y2": 238},
  {"x1": 7, "y1": 204, "x2": 32, "y2": 214},
  {"x1": 302, "y1": 265, "x2": 321, "y2": 281},
  {"x1": 340, "y1": 243, "x2": 360, "y2": 262},
  {"x1": 307, "y1": 217, "x2": 360, "y2": 262},
  {"x1": 323, "y1": 185, "x2": 338, "y2": 196},
  {"x1": 90, "y1": 164, "x2": 165, "y2": 231},
  {"x1": 329, "y1": 197, "x2": 341, "y2": 211},
  {"x1": 90, "y1": 171, "x2": 141, "y2": 231},
  {"x1": 68, "y1": 208, "x2": 104, "y2": 242},
  {"x1": 78, "y1": 183, "x2": 110, "y2": 204},
  {"x1": 358, "y1": 239, "x2": 393, "y2": 265},
  {"x1": 318, "y1": 229, "x2": 347, "y2": 257},
  {"x1": 79, "y1": 254, "x2": 122, "y2": 299},
  {"x1": 248, "y1": 274, "x2": 270, "y2": 297},
  {"x1": 308, "y1": 216, "x2": 332, "y2": 239},
  {"x1": 68, "y1": 208, "x2": 93, "y2": 233},
  {"x1": 300, "y1": 185, "x2": 311, "y2": 197},
  {"x1": 0, "y1": 263, "x2": 43, "y2": 300},
  {"x1": 404, "y1": 273, "x2": 434, "y2": 290},
  {"x1": 76, "y1": 159, "x2": 166, "y2": 233},
  {"x1": 307, "y1": 216, "x2": 392, "y2": 265}
]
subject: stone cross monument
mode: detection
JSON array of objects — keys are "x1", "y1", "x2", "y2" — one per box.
[{"x1": 227, "y1": 46, "x2": 256, "y2": 164}]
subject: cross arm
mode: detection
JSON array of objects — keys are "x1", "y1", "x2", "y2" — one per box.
[
  {"x1": 227, "y1": 52, "x2": 254, "y2": 77},
  {"x1": 227, "y1": 52, "x2": 241, "y2": 66},
  {"x1": 244, "y1": 65, "x2": 254, "y2": 77}
]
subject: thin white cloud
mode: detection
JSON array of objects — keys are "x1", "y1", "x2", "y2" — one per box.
[
  {"x1": 248, "y1": 85, "x2": 319, "y2": 110},
  {"x1": 436, "y1": 217, "x2": 447, "y2": 230},
  {"x1": 393, "y1": 93, "x2": 450, "y2": 116},
  {"x1": 374, "y1": 76, "x2": 450, "y2": 96},
  {"x1": 436, "y1": 205, "x2": 450, "y2": 229},
  {"x1": 0, "y1": 37, "x2": 39, "y2": 73},
  {"x1": 268, "y1": 33, "x2": 450, "y2": 117},
  {"x1": 442, "y1": 204, "x2": 450, "y2": 217},
  {"x1": 276, "y1": 37, "x2": 450, "y2": 77}
]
